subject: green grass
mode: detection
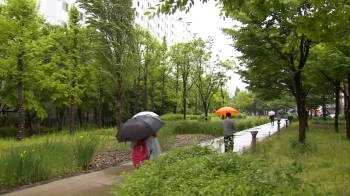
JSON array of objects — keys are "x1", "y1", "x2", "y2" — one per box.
[{"x1": 244, "y1": 122, "x2": 350, "y2": 195}]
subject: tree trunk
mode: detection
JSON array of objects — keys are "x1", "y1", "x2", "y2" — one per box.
[
  {"x1": 77, "y1": 108, "x2": 82, "y2": 128},
  {"x1": 17, "y1": 81, "x2": 25, "y2": 140},
  {"x1": 70, "y1": 95, "x2": 75, "y2": 134},
  {"x1": 143, "y1": 62, "x2": 148, "y2": 111},
  {"x1": 202, "y1": 101, "x2": 208, "y2": 121},
  {"x1": 151, "y1": 80, "x2": 155, "y2": 111},
  {"x1": 346, "y1": 74, "x2": 350, "y2": 140},
  {"x1": 322, "y1": 96, "x2": 327, "y2": 121},
  {"x1": 116, "y1": 73, "x2": 123, "y2": 129},
  {"x1": 174, "y1": 69, "x2": 179, "y2": 114},
  {"x1": 57, "y1": 108, "x2": 64, "y2": 131},
  {"x1": 25, "y1": 111, "x2": 33, "y2": 135},
  {"x1": 182, "y1": 79, "x2": 187, "y2": 120},
  {"x1": 294, "y1": 72, "x2": 307, "y2": 143},
  {"x1": 195, "y1": 94, "x2": 198, "y2": 115},
  {"x1": 86, "y1": 111, "x2": 89, "y2": 124},
  {"x1": 220, "y1": 86, "x2": 225, "y2": 106},
  {"x1": 334, "y1": 80, "x2": 340, "y2": 133},
  {"x1": 161, "y1": 75, "x2": 165, "y2": 115},
  {"x1": 98, "y1": 91, "x2": 103, "y2": 129},
  {"x1": 173, "y1": 80, "x2": 178, "y2": 114},
  {"x1": 132, "y1": 68, "x2": 141, "y2": 115}
]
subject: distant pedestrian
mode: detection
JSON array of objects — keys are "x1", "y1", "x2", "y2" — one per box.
[
  {"x1": 222, "y1": 113, "x2": 235, "y2": 153},
  {"x1": 269, "y1": 115, "x2": 275, "y2": 126},
  {"x1": 130, "y1": 133, "x2": 161, "y2": 167}
]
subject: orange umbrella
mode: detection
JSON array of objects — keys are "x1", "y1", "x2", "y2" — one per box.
[{"x1": 215, "y1": 107, "x2": 239, "y2": 115}]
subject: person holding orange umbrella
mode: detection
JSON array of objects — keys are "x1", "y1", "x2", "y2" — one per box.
[
  {"x1": 215, "y1": 107, "x2": 238, "y2": 153},
  {"x1": 222, "y1": 113, "x2": 235, "y2": 152}
]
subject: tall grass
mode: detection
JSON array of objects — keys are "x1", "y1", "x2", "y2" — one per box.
[
  {"x1": 0, "y1": 134, "x2": 101, "y2": 189},
  {"x1": 244, "y1": 122, "x2": 350, "y2": 195}
]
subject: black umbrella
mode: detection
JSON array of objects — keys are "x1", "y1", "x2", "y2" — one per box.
[{"x1": 116, "y1": 115, "x2": 165, "y2": 142}]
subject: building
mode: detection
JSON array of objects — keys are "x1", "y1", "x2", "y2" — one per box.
[
  {"x1": 40, "y1": 0, "x2": 193, "y2": 46},
  {"x1": 133, "y1": 0, "x2": 193, "y2": 45}
]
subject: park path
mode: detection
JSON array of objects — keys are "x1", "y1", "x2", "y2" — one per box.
[{"x1": 2, "y1": 120, "x2": 288, "y2": 196}]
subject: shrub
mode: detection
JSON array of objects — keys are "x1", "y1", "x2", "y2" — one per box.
[
  {"x1": 0, "y1": 126, "x2": 17, "y2": 138},
  {"x1": 111, "y1": 145, "x2": 316, "y2": 195},
  {"x1": 158, "y1": 113, "x2": 183, "y2": 121},
  {"x1": 172, "y1": 121, "x2": 222, "y2": 136},
  {"x1": 159, "y1": 114, "x2": 212, "y2": 121},
  {"x1": 231, "y1": 113, "x2": 246, "y2": 119}
]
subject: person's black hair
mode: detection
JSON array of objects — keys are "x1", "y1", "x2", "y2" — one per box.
[{"x1": 226, "y1": 113, "x2": 231, "y2": 117}]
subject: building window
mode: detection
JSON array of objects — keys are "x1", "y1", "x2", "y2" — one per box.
[
  {"x1": 135, "y1": 12, "x2": 139, "y2": 17},
  {"x1": 62, "y1": 1, "x2": 69, "y2": 11},
  {"x1": 79, "y1": 12, "x2": 84, "y2": 21},
  {"x1": 141, "y1": 16, "x2": 143, "y2": 21},
  {"x1": 158, "y1": 24, "x2": 160, "y2": 28},
  {"x1": 137, "y1": 1, "x2": 140, "y2": 6}
]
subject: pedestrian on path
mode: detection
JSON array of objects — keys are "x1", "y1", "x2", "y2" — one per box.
[
  {"x1": 130, "y1": 133, "x2": 161, "y2": 167},
  {"x1": 222, "y1": 113, "x2": 235, "y2": 153},
  {"x1": 269, "y1": 115, "x2": 275, "y2": 126}
]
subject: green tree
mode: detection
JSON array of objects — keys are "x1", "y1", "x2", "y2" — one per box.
[
  {"x1": 169, "y1": 42, "x2": 194, "y2": 119},
  {"x1": 66, "y1": 6, "x2": 88, "y2": 134},
  {"x1": 233, "y1": 90, "x2": 254, "y2": 112},
  {"x1": 78, "y1": 0, "x2": 136, "y2": 128},
  {"x1": 0, "y1": 0, "x2": 44, "y2": 140}
]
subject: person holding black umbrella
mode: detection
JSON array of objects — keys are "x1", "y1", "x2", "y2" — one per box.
[
  {"x1": 116, "y1": 114, "x2": 164, "y2": 167},
  {"x1": 130, "y1": 133, "x2": 161, "y2": 167}
]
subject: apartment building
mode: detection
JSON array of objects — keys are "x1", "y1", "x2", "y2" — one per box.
[
  {"x1": 133, "y1": 0, "x2": 193, "y2": 45},
  {"x1": 36, "y1": 0, "x2": 193, "y2": 46}
]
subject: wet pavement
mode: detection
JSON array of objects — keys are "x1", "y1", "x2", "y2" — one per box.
[{"x1": 2, "y1": 120, "x2": 287, "y2": 196}]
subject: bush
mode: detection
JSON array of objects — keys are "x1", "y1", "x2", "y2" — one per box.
[
  {"x1": 0, "y1": 126, "x2": 18, "y2": 138},
  {"x1": 232, "y1": 113, "x2": 247, "y2": 119},
  {"x1": 158, "y1": 113, "x2": 183, "y2": 121},
  {"x1": 159, "y1": 114, "x2": 212, "y2": 121},
  {"x1": 111, "y1": 145, "x2": 315, "y2": 195},
  {"x1": 0, "y1": 116, "x2": 18, "y2": 126},
  {"x1": 172, "y1": 121, "x2": 222, "y2": 136}
]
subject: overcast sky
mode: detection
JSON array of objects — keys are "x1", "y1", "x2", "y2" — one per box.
[{"x1": 185, "y1": 0, "x2": 248, "y2": 93}]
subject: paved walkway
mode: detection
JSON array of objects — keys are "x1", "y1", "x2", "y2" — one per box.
[{"x1": 2, "y1": 120, "x2": 287, "y2": 196}]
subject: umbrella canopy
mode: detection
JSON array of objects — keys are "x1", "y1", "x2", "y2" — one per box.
[
  {"x1": 268, "y1": 111, "x2": 275, "y2": 116},
  {"x1": 132, "y1": 111, "x2": 159, "y2": 118},
  {"x1": 116, "y1": 115, "x2": 165, "y2": 142},
  {"x1": 215, "y1": 107, "x2": 239, "y2": 115}
]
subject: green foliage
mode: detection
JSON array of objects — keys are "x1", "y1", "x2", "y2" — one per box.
[
  {"x1": 158, "y1": 113, "x2": 184, "y2": 121},
  {"x1": 74, "y1": 135, "x2": 100, "y2": 169},
  {"x1": 112, "y1": 145, "x2": 314, "y2": 195},
  {"x1": 0, "y1": 126, "x2": 18, "y2": 138},
  {"x1": 232, "y1": 90, "x2": 254, "y2": 111}
]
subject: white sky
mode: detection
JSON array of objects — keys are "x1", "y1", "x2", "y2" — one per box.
[{"x1": 185, "y1": 0, "x2": 248, "y2": 93}]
